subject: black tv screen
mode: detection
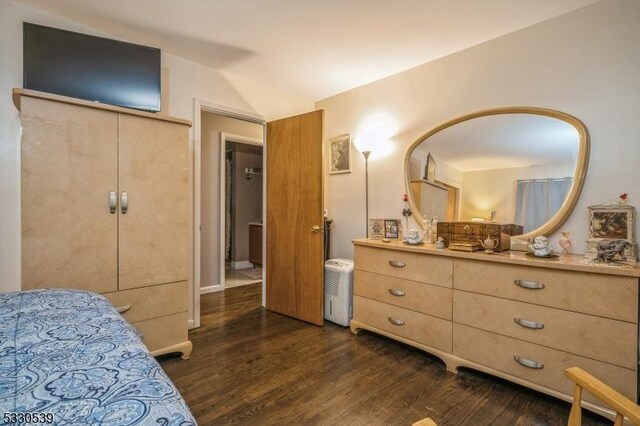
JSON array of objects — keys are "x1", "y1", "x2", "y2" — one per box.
[{"x1": 24, "y1": 23, "x2": 161, "y2": 112}]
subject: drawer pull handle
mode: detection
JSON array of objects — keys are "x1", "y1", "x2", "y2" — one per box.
[
  {"x1": 514, "y1": 279, "x2": 545, "y2": 290},
  {"x1": 389, "y1": 260, "x2": 406, "y2": 268},
  {"x1": 388, "y1": 289, "x2": 406, "y2": 297},
  {"x1": 109, "y1": 191, "x2": 117, "y2": 214},
  {"x1": 514, "y1": 317, "x2": 544, "y2": 329},
  {"x1": 115, "y1": 304, "x2": 131, "y2": 314},
  {"x1": 388, "y1": 317, "x2": 405, "y2": 326},
  {"x1": 513, "y1": 355, "x2": 544, "y2": 369}
]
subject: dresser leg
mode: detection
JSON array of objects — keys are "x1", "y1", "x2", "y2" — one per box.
[
  {"x1": 349, "y1": 320, "x2": 363, "y2": 335},
  {"x1": 151, "y1": 341, "x2": 193, "y2": 360}
]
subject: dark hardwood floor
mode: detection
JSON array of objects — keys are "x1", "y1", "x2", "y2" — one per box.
[{"x1": 158, "y1": 284, "x2": 610, "y2": 426}]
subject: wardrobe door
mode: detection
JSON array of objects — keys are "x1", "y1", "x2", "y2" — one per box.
[
  {"x1": 21, "y1": 97, "x2": 118, "y2": 292},
  {"x1": 118, "y1": 115, "x2": 190, "y2": 290}
]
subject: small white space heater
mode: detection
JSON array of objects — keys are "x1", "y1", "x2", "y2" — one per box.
[{"x1": 323, "y1": 258, "x2": 354, "y2": 326}]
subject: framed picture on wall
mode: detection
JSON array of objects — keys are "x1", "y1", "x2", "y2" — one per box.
[
  {"x1": 424, "y1": 153, "x2": 436, "y2": 182},
  {"x1": 368, "y1": 218, "x2": 384, "y2": 239},
  {"x1": 384, "y1": 219, "x2": 400, "y2": 239},
  {"x1": 329, "y1": 134, "x2": 352, "y2": 174}
]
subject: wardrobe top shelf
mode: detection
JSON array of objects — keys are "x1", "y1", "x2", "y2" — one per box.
[
  {"x1": 13, "y1": 88, "x2": 192, "y2": 127},
  {"x1": 353, "y1": 238, "x2": 640, "y2": 278}
]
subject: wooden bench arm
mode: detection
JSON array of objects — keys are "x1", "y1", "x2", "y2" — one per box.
[
  {"x1": 565, "y1": 367, "x2": 640, "y2": 425},
  {"x1": 412, "y1": 419, "x2": 437, "y2": 426}
]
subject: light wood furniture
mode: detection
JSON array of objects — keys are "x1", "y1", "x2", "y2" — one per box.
[
  {"x1": 566, "y1": 367, "x2": 640, "y2": 426},
  {"x1": 16, "y1": 89, "x2": 192, "y2": 359},
  {"x1": 351, "y1": 238, "x2": 640, "y2": 420},
  {"x1": 413, "y1": 419, "x2": 438, "y2": 426},
  {"x1": 249, "y1": 223, "x2": 262, "y2": 266}
]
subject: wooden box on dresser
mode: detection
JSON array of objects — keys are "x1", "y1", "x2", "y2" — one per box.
[
  {"x1": 15, "y1": 89, "x2": 192, "y2": 359},
  {"x1": 351, "y1": 239, "x2": 640, "y2": 420}
]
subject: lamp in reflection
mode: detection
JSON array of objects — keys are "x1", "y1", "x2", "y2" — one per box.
[{"x1": 470, "y1": 211, "x2": 497, "y2": 223}]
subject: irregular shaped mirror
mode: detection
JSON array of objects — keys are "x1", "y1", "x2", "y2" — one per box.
[{"x1": 405, "y1": 107, "x2": 589, "y2": 240}]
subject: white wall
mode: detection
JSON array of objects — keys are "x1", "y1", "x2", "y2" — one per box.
[
  {"x1": 200, "y1": 113, "x2": 263, "y2": 290},
  {"x1": 0, "y1": 0, "x2": 311, "y2": 293},
  {"x1": 460, "y1": 162, "x2": 575, "y2": 223},
  {"x1": 318, "y1": 0, "x2": 640, "y2": 259}
]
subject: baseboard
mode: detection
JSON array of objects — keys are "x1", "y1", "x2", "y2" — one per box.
[
  {"x1": 200, "y1": 284, "x2": 223, "y2": 295},
  {"x1": 230, "y1": 260, "x2": 253, "y2": 270}
]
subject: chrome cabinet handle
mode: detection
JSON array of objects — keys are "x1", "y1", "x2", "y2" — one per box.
[
  {"x1": 388, "y1": 260, "x2": 406, "y2": 268},
  {"x1": 388, "y1": 317, "x2": 405, "y2": 326},
  {"x1": 514, "y1": 279, "x2": 545, "y2": 290},
  {"x1": 120, "y1": 191, "x2": 128, "y2": 214},
  {"x1": 388, "y1": 289, "x2": 406, "y2": 297},
  {"x1": 513, "y1": 355, "x2": 544, "y2": 369},
  {"x1": 115, "y1": 304, "x2": 131, "y2": 314},
  {"x1": 109, "y1": 191, "x2": 117, "y2": 214},
  {"x1": 514, "y1": 317, "x2": 544, "y2": 329}
]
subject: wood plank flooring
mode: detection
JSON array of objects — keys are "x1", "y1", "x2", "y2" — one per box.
[{"x1": 158, "y1": 284, "x2": 610, "y2": 425}]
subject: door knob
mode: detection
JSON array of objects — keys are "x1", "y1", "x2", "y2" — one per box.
[{"x1": 311, "y1": 225, "x2": 321, "y2": 233}]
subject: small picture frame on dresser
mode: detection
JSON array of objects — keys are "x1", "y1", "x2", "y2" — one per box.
[
  {"x1": 368, "y1": 218, "x2": 385, "y2": 239},
  {"x1": 384, "y1": 219, "x2": 400, "y2": 239},
  {"x1": 586, "y1": 203, "x2": 637, "y2": 262}
]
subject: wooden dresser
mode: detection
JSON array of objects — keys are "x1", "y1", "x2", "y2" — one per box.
[
  {"x1": 352, "y1": 239, "x2": 640, "y2": 419},
  {"x1": 15, "y1": 89, "x2": 192, "y2": 359}
]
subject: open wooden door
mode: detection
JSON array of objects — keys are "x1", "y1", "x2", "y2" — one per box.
[{"x1": 266, "y1": 110, "x2": 324, "y2": 325}]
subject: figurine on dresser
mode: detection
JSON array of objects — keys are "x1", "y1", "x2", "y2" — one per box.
[
  {"x1": 595, "y1": 239, "x2": 633, "y2": 263},
  {"x1": 528, "y1": 236, "x2": 554, "y2": 257},
  {"x1": 404, "y1": 228, "x2": 424, "y2": 245},
  {"x1": 559, "y1": 231, "x2": 572, "y2": 255},
  {"x1": 479, "y1": 235, "x2": 499, "y2": 254}
]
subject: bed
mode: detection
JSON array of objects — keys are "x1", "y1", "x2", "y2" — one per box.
[{"x1": 0, "y1": 289, "x2": 195, "y2": 425}]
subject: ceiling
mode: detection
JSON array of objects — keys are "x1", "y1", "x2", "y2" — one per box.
[
  {"x1": 414, "y1": 114, "x2": 580, "y2": 172},
  {"x1": 16, "y1": 0, "x2": 601, "y2": 103}
]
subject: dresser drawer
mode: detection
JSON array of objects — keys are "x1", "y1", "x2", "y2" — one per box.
[
  {"x1": 453, "y1": 290, "x2": 636, "y2": 368},
  {"x1": 454, "y1": 259, "x2": 638, "y2": 322},
  {"x1": 453, "y1": 324, "x2": 636, "y2": 405},
  {"x1": 353, "y1": 295, "x2": 452, "y2": 352},
  {"x1": 133, "y1": 312, "x2": 188, "y2": 353},
  {"x1": 355, "y1": 245, "x2": 452, "y2": 287},
  {"x1": 355, "y1": 270, "x2": 452, "y2": 320},
  {"x1": 103, "y1": 281, "x2": 188, "y2": 323}
]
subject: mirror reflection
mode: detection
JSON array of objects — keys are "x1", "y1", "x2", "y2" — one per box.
[{"x1": 408, "y1": 113, "x2": 580, "y2": 234}]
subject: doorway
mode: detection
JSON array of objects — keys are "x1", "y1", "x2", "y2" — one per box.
[
  {"x1": 193, "y1": 102, "x2": 325, "y2": 330},
  {"x1": 223, "y1": 138, "x2": 263, "y2": 288},
  {"x1": 193, "y1": 101, "x2": 266, "y2": 329}
]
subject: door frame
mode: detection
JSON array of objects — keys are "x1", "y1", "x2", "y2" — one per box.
[
  {"x1": 218, "y1": 132, "x2": 264, "y2": 294},
  {"x1": 192, "y1": 98, "x2": 266, "y2": 328}
]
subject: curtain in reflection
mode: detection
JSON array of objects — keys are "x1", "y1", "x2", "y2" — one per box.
[{"x1": 515, "y1": 177, "x2": 573, "y2": 232}]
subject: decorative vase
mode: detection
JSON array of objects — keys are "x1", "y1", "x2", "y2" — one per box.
[{"x1": 559, "y1": 231, "x2": 572, "y2": 255}]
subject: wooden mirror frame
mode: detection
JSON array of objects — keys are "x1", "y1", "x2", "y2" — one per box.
[{"x1": 404, "y1": 106, "x2": 590, "y2": 242}]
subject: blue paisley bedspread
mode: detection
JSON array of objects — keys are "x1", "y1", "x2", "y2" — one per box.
[{"x1": 0, "y1": 289, "x2": 196, "y2": 425}]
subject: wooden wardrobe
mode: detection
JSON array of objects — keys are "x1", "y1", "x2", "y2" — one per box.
[{"x1": 15, "y1": 89, "x2": 192, "y2": 359}]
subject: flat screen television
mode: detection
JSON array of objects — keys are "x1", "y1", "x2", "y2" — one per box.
[{"x1": 23, "y1": 23, "x2": 161, "y2": 112}]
